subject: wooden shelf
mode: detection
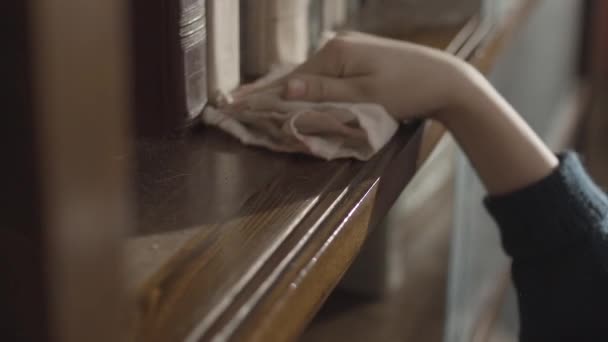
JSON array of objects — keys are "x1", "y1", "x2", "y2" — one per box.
[
  {"x1": 125, "y1": 3, "x2": 535, "y2": 338},
  {"x1": 4, "y1": 1, "x2": 543, "y2": 341},
  {"x1": 127, "y1": 123, "x2": 424, "y2": 341}
]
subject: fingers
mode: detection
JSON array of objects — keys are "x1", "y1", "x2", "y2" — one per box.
[
  {"x1": 230, "y1": 83, "x2": 283, "y2": 103},
  {"x1": 283, "y1": 74, "x2": 362, "y2": 103},
  {"x1": 228, "y1": 39, "x2": 345, "y2": 103},
  {"x1": 227, "y1": 35, "x2": 358, "y2": 106},
  {"x1": 229, "y1": 65, "x2": 297, "y2": 103}
]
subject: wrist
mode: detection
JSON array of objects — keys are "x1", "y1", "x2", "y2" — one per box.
[{"x1": 434, "y1": 60, "x2": 487, "y2": 129}]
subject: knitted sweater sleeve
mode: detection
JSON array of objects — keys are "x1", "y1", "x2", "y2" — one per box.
[{"x1": 484, "y1": 152, "x2": 608, "y2": 341}]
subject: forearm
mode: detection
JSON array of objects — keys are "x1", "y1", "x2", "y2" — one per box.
[
  {"x1": 266, "y1": 34, "x2": 558, "y2": 196},
  {"x1": 436, "y1": 64, "x2": 559, "y2": 195}
]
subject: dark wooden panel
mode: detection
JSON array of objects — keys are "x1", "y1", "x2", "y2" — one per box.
[
  {"x1": 1, "y1": 1, "x2": 47, "y2": 340},
  {"x1": 2, "y1": 1, "x2": 132, "y2": 341}
]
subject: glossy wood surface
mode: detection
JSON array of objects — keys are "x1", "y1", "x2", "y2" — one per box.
[
  {"x1": 128, "y1": 125, "x2": 421, "y2": 341},
  {"x1": 127, "y1": 19, "x2": 486, "y2": 342}
]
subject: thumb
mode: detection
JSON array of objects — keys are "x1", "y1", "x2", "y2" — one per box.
[{"x1": 283, "y1": 74, "x2": 359, "y2": 103}]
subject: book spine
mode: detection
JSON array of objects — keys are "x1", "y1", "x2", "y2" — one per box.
[
  {"x1": 207, "y1": 0, "x2": 241, "y2": 104},
  {"x1": 131, "y1": 0, "x2": 208, "y2": 137},
  {"x1": 241, "y1": 0, "x2": 310, "y2": 78},
  {"x1": 322, "y1": 0, "x2": 348, "y2": 31},
  {"x1": 179, "y1": 0, "x2": 208, "y2": 121}
]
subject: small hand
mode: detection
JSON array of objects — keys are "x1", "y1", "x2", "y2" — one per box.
[{"x1": 233, "y1": 32, "x2": 475, "y2": 122}]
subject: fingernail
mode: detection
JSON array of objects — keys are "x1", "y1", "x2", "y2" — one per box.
[{"x1": 286, "y1": 78, "x2": 307, "y2": 99}]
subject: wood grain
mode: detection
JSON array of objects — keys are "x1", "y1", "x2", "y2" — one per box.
[{"x1": 129, "y1": 125, "x2": 421, "y2": 341}]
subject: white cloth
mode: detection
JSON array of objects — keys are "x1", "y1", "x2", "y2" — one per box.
[{"x1": 201, "y1": 87, "x2": 399, "y2": 161}]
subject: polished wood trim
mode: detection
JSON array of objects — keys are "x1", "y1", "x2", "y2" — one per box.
[{"x1": 210, "y1": 176, "x2": 379, "y2": 342}]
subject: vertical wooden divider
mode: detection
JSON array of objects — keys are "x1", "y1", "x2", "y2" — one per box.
[{"x1": 2, "y1": 0, "x2": 133, "y2": 341}]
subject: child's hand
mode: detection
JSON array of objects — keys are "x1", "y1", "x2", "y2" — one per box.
[
  {"x1": 253, "y1": 32, "x2": 477, "y2": 122},
  {"x1": 231, "y1": 31, "x2": 558, "y2": 196}
]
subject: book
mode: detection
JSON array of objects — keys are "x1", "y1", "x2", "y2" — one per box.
[
  {"x1": 207, "y1": 0, "x2": 241, "y2": 104},
  {"x1": 241, "y1": 0, "x2": 310, "y2": 78},
  {"x1": 357, "y1": 0, "x2": 482, "y2": 35},
  {"x1": 131, "y1": 0, "x2": 208, "y2": 137},
  {"x1": 322, "y1": 0, "x2": 348, "y2": 31},
  {"x1": 314, "y1": 0, "x2": 350, "y2": 51}
]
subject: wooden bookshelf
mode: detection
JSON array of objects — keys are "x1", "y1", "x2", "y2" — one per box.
[
  {"x1": 4, "y1": 1, "x2": 543, "y2": 341},
  {"x1": 125, "y1": 16, "x2": 500, "y2": 342}
]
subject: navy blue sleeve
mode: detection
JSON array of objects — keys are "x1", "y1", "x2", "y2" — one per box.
[{"x1": 484, "y1": 152, "x2": 608, "y2": 341}]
